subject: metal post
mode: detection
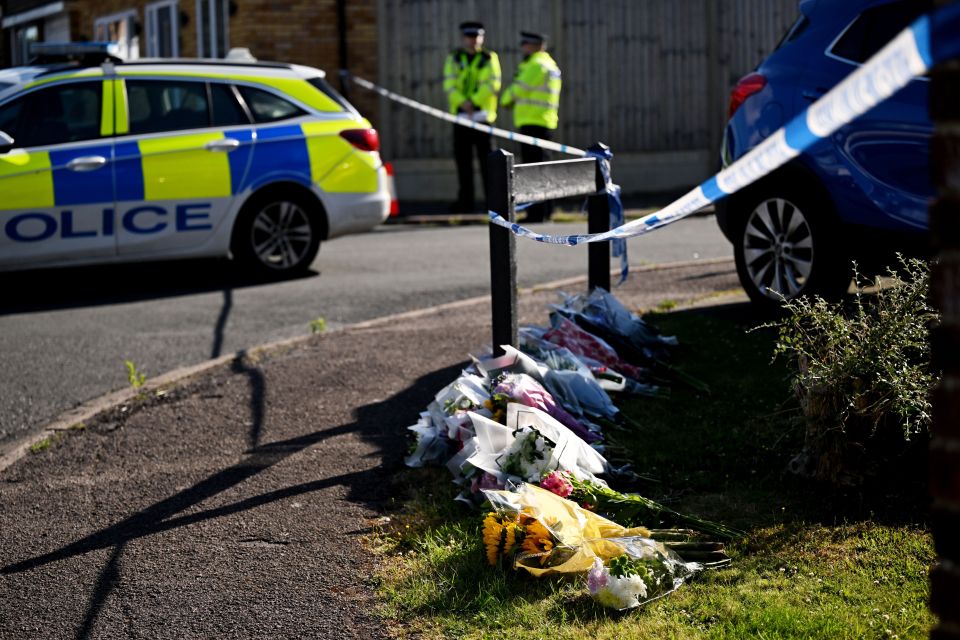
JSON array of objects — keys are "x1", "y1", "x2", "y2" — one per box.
[
  {"x1": 488, "y1": 149, "x2": 517, "y2": 357},
  {"x1": 587, "y1": 142, "x2": 611, "y2": 292},
  {"x1": 930, "y1": 1, "x2": 960, "y2": 636}
]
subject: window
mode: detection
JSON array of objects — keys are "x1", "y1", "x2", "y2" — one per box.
[
  {"x1": 0, "y1": 82, "x2": 102, "y2": 148},
  {"x1": 306, "y1": 77, "x2": 356, "y2": 114},
  {"x1": 829, "y1": 1, "x2": 933, "y2": 64},
  {"x1": 197, "y1": 0, "x2": 229, "y2": 58},
  {"x1": 11, "y1": 24, "x2": 39, "y2": 66},
  {"x1": 94, "y1": 11, "x2": 140, "y2": 60},
  {"x1": 146, "y1": 1, "x2": 179, "y2": 57},
  {"x1": 774, "y1": 15, "x2": 810, "y2": 51},
  {"x1": 237, "y1": 86, "x2": 305, "y2": 123},
  {"x1": 127, "y1": 80, "x2": 209, "y2": 134},
  {"x1": 210, "y1": 83, "x2": 250, "y2": 126}
]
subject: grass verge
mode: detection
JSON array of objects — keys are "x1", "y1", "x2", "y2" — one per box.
[{"x1": 373, "y1": 306, "x2": 935, "y2": 639}]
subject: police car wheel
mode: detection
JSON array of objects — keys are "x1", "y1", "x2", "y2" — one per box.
[{"x1": 234, "y1": 195, "x2": 321, "y2": 274}]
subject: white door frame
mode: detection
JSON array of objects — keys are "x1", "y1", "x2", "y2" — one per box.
[{"x1": 145, "y1": 0, "x2": 180, "y2": 58}]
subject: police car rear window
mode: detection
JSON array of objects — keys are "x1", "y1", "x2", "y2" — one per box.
[
  {"x1": 236, "y1": 86, "x2": 305, "y2": 123},
  {"x1": 306, "y1": 77, "x2": 357, "y2": 115}
]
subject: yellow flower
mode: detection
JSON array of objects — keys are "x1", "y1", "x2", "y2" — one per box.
[
  {"x1": 521, "y1": 518, "x2": 556, "y2": 565},
  {"x1": 482, "y1": 512, "x2": 504, "y2": 566}
]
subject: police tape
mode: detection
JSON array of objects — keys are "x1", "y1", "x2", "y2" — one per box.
[
  {"x1": 485, "y1": 6, "x2": 960, "y2": 246},
  {"x1": 346, "y1": 75, "x2": 587, "y2": 157}
]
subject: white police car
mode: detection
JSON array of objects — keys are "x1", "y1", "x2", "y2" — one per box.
[{"x1": 0, "y1": 43, "x2": 392, "y2": 275}]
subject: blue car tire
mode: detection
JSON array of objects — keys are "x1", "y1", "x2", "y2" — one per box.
[{"x1": 732, "y1": 183, "x2": 852, "y2": 307}]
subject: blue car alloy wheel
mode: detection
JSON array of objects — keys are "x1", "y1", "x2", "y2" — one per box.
[{"x1": 732, "y1": 184, "x2": 851, "y2": 307}]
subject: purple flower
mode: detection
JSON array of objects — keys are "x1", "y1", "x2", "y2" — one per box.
[{"x1": 587, "y1": 558, "x2": 609, "y2": 594}]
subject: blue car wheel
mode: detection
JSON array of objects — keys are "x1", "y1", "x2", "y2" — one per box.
[{"x1": 732, "y1": 184, "x2": 852, "y2": 306}]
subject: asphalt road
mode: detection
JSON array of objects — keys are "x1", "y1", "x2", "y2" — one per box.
[{"x1": 0, "y1": 216, "x2": 733, "y2": 448}]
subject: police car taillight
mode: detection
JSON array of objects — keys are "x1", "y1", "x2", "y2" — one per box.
[
  {"x1": 728, "y1": 73, "x2": 767, "y2": 119},
  {"x1": 384, "y1": 162, "x2": 399, "y2": 217},
  {"x1": 340, "y1": 128, "x2": 380, "y2": 152}
]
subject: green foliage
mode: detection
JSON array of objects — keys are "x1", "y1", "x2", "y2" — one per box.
[
  {"x1": 124, "y1": 359, "x2": 147, "y2": 391},
  {"x1": 309, "y1": 317, "x2": 328, "y2": 334},
  {"x1": 771, "y1": 258, "x2": 938, "y2": 442},
  {"x1": 29, "y1": 435, "x2": 55, "y2": 454}
]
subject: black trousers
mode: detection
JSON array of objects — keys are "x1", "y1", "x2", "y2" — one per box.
[
  {"x1": 519, "y1": 125, "x2": 554, "y2": 221},
  {"x1": 453, "y1": 123, "x2": 493, "y2": 210}
]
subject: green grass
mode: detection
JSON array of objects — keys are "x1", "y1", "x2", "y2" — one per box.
[
  {"x1": 374, "y1": 308, "x2": 935, "y2": 639},
  {"x1": 28, "y1": 433, "x2": 62, "y2": 454}
]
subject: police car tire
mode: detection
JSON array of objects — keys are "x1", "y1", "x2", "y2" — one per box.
[
  {"x1": 232, "y1": 192, "x2": 322, "y2": 275},
  {"x1": 732, "y1": 183, "x2": 851, "y2": 309}
]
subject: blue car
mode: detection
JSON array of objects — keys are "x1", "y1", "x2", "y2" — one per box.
[{"x1": 715, "y1": 0, "x2": 933, "y2": 305}]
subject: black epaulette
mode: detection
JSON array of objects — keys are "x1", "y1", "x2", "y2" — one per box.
[{"x1": 478, "y1": 51, "x2": 491, "y2": 68}]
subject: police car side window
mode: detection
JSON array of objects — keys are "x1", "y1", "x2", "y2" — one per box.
[
  {"x1": 128, "y1": 80, "x2": 210, "y2": 135},
  {"x1": 0, "y1": 82, "x2": 101, "y2": 148},
  {"x1": 237, "y1": 86, "x2": 305, "y2": 123},
  {"x1": 210, "y1": 83, "x2": 250, "y2": 126},
  {"x1": 0, "y1": 99, "x2": 22, "y2": 140}
]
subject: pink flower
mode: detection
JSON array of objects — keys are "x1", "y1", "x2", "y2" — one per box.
[{"x1": 540, "y1": 471, "x2": 573, "y2": 498}]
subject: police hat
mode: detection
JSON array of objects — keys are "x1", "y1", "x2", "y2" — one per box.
[
  {"x1": 460, "y1": 21, "x2": 485, "y2": 36},
  {"x1": 520, "y1": 31, "x2": 546, "y2": 45}
]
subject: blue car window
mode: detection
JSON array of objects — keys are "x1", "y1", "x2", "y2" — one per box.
[
  {"x1": 831, "y1": 0, "x2": 933, "y2": 64},
  {"x1": 775, "y1": 15, "x2": 810, "y2": 50}
]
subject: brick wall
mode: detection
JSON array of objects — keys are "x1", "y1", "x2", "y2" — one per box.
[{"x1": 930, "y1": 0, "x2": 960, "y2": 638}]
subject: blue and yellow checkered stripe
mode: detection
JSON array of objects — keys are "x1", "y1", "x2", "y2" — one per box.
[{"x1": 0, "y1": 124, "x2": 378, "y2": 212}]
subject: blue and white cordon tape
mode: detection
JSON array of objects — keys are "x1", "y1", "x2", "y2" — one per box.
[
  {"x1": 350, "y1": 5, "x2": 960, "y2": 248},
  {"x1": 348, "y1": 75, "x2": 586, "y2": 157}
]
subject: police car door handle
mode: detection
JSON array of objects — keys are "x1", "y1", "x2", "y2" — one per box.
[
  {"x1": 205, "y1": 138, "x2": 241, "y2": 152},
  {"x1": 65, "y1": 156, "x2": 108, "y2": 172}
]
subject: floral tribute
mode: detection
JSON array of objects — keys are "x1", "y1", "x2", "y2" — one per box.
[{"x1": 404, "y1": 288, "x2": 738, "y2": 610}]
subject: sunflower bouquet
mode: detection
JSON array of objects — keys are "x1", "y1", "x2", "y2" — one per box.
[{"x1": 481, "y1": 511, "x2": 568, "y2": 569}]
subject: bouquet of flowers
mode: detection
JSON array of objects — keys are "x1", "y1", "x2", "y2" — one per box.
[
  {"x1": 454, "y1": 404, "x2": 608, "y2": 489},
  {"x1": 540, "y1": 470, "x2": 742, "y2": 540},
  {"x1": 543, "y1": 316, "x2": 651, "y2": 383},
  {"x1": 586, "y1": 540, "x2": 697, "y2": 610},
  {"x1": 488, "y1": 373, "x2": 600, "y2": 443},
  {"x1": 481, "y1": 483, "x2": 724, "y2": 609},
  {"x1": 554, "y1": 288, "x2": 678, "y2": 364},
  {"x1": 406, "y1": 371, "x2": 491, "y2": 468}
]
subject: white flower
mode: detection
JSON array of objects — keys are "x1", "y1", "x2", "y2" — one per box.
[{"x1": 589, "y1": 559, "x2": 649, "y2": 610}]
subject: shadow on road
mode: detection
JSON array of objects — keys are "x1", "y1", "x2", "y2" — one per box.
[
  {"x1": 1, "y1": 360, "x2": 463, "y2": 638},
  {"x1": 0, "y1": 258, "x2": 319, "y2": 316}
]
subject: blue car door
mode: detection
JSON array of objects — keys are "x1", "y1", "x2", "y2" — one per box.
[{"x1": 799, "y1": 0, "x2": 933, "y2": 231}]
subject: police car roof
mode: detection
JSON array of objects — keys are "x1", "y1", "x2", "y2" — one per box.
[{"x1": 1, "y1": 57, "x2": 326, "y2": 92}]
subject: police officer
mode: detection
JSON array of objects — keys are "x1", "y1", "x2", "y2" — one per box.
[
  {"x1": 443, "y1": 21, "x2": 502, "y2": 213},
  {"x1": 501, "y1": 31, "x2": 562, "y2": 222}
]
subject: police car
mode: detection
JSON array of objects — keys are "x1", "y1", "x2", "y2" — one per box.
[{"x1": 0, "y1": 43, "x2": 392, "y2": 275}]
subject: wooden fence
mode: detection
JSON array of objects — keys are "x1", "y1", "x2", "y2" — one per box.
[{"x1": 375, "y1": 0, "x2": 798, "y2": 160}]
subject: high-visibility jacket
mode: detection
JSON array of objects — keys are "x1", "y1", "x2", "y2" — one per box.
[
  {"x1": 500, "y1": 50, "x2": 561, "y2": 129},
  {"x1": 443, "y1": 48, "x2": 502, "y2": 123}
]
